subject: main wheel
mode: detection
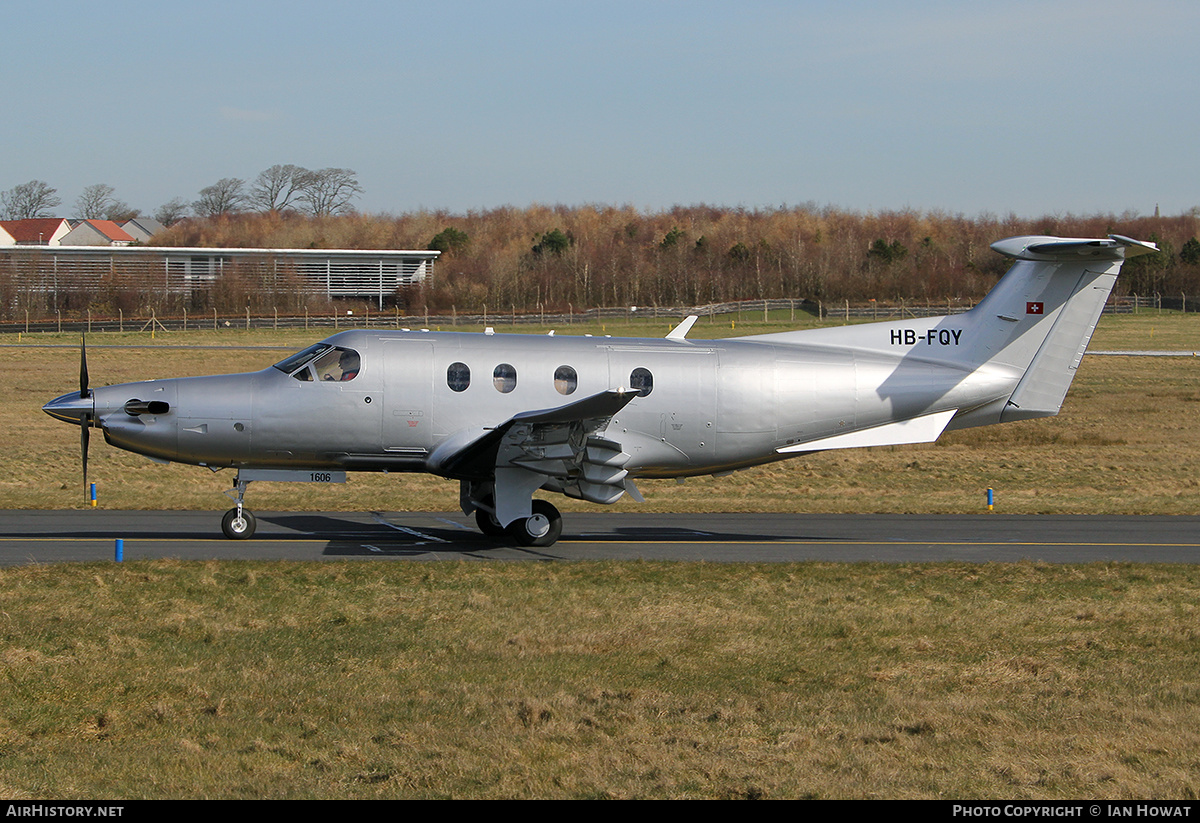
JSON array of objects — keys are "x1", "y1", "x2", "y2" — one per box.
[
  {"x1": 475, "y1": 507, "x2": 506, "y2": 536},
  {"x1": 221, "y1": 508, "x2": 257, "y2": 540},
  {"x1": 474, "y1": 495, "x2": 506, "y2": 536},
  {"x1": 506, "y1": 500, "x2": 562, "y2": 548}
]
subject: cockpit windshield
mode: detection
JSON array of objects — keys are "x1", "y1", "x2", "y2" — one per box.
[
  {"x1": 273, "y1": 343, "x2": 333, "y2": 375},
  {"x1": 273, "y1": 344, "x2": 361, "y2": 382}
]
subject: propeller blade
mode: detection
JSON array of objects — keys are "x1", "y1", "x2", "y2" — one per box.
[
  {"x1": 79, "y1": 334, "x2": 91, "y2": 503},
  {"x1": 79, "y1": 334, "x2": 89, "y2": 399},
  {"x1": 81, "y1": 414, "x2": 90, "y2": 503}
]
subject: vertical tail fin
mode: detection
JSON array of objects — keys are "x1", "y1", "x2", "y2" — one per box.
[{"x1": 971, "y1": 235, "x2": 1158, "y2": 422}]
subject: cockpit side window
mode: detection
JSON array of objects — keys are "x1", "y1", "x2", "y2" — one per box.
[{"x1": 313, "y1": 347, "x2": 361, "y2": 382}]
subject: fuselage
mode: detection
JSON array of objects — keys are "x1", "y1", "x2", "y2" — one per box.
[{"x1": 54, "y1": 327, "x2": 1019, "y2": 479}]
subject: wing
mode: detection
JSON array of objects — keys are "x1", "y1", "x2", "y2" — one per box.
[{"x1": 427, "y1": 388, "x2": 642, "y2": 523}]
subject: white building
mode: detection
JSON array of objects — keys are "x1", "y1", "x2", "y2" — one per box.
[{"x1": 0, "y1": 245, "x2": 439, "y2": 307}]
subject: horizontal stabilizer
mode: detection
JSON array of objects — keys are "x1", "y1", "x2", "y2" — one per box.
[
  {"x1": 990, "y1": 234, "x2": 1159, "y2": 261},
  {"x1": 777, "y1": 409, "x2": 957, "y2": 454}
]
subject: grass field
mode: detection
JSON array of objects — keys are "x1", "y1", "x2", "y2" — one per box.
[
  {"x1": 1, "y1": 559, "x2": 1198, "y2": 799},
  {"x1": 2, "y1": 312, "x2": 1199, "y2": 799}
]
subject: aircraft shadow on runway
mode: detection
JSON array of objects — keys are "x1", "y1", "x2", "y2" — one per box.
[{"x1": 261, "y1": 514, "x2": 844, "y2": 558}]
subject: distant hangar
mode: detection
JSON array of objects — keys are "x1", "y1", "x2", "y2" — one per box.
[{"x1": 0, "y1": 245, "x2": 439, "y2": 307}]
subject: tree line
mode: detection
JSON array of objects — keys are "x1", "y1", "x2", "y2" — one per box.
[
  {"x1": 4, "y1": 187, "x2": 1200, "y2": 316},
  {"x1": 150, "y1": 205, "x2": 1200, "y2": 311},
  {"x1": 0, "y1": 166, "x2": 363, "y2": 224}
]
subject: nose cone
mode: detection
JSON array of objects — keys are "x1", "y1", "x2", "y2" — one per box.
[{"x1": 43, "y1": 391, "x2": 93, "y2": 425}]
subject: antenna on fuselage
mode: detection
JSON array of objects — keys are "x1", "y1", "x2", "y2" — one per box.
[{"x1": 666, "y1": 315, "x2": 698, "y2": 340}]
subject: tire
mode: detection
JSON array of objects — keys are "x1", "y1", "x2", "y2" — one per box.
[
  {"x1": 474, "y1": 495, "x2": 506, "y2": 536},
  {"x1": 475, "y1": 507, "x2": 506, "y2": 537},
  {"x1": 221, "y1": 508, "x2": 256, "y2": 540},
  {"x1": 506, "y1": 500, "x2": 562, "y2": 548}
]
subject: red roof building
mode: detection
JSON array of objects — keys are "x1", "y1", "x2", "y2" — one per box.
[
  {"x1": 0, "y1": 218, "x2": 71, "y2": 246},
  {"x1": 60, "y1": 219, "x2": 136, "y2": 246}
]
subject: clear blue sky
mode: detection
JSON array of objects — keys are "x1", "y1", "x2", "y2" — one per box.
[{"x1": 3, "y1": 0, "x2": 1197, "y2": 218}]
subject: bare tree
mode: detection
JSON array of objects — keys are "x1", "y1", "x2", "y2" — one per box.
[
  {"x1": 250, "y1": 164, "x2": 309, "y2": 212},
  {"x1": 76, "y1": 184, "x2": 115, "y2": 218},
  {"x1": 105, "y1": 201, "x2": 138, "y2": 223},
  {"x1": 296, "y1": 168, "x2": 363, "y2": 217},
  {"x1": 154, "y1": 198, "x2": 191, "y2": 227},
  {"x1": 75, "y1": 184, "x2": 134, "y2": 221},
  {"x1": 0, "y1": 180, "x2": 62, "y2": 220},
  {"x1": 193, "y1": 178, "x2": 248, "y2": 217}
]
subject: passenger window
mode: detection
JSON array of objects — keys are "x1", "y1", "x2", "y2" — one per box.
[
  {"x1": 554, "y1": 365, "x2": 577, "y2": 395},
  {"x1": 630, "y1": 367, "x2": 653, "y2": 397},
  {"x1": 493, "y1": 363, "x2": 517, "y2": 393},
  {"x1": 447, "y1": 362, "x2": 470, "y2": 392},
  {"x1": 273, "y1": 342, "x2": 332, "y2": 374}
]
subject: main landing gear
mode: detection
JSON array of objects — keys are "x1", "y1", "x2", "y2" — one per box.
[{"x1": 470, "y1": 492, "x2": 563, "y2": 548}]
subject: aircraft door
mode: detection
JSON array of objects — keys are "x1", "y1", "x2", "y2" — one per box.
[
  {"x1": 716, "y1": 347, "x2": 777, "y2": 460},
  {"x1": 383, "y1": 340, "x2": 434, "y2": 454}
]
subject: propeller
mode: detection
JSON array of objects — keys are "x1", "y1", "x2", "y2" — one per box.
[{"x1": 79, "y1": 335, "x2": 90, "y2": 503}]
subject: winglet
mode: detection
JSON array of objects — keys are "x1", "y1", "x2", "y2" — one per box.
[{"x1": 666, "y1": 315, "x2": 698, "y2": 340}]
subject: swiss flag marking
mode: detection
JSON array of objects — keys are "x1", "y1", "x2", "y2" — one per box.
[{"x1": 1027, "y1": 302, "x2": 1044, "y2": 315}]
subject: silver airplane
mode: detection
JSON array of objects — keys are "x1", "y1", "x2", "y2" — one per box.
[{"x1": 44, "y1": 234, "x2": 1157, "y2": 547}]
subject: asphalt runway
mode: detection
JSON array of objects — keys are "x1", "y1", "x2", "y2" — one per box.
[{"x1": 0, "y1": 510, "x2": 1197, "y2": 564}]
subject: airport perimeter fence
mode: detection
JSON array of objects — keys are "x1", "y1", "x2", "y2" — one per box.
[{"x1": 0, "y1": 293, "x2": 1191, "y2": 336}]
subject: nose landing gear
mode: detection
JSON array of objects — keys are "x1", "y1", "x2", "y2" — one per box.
[
  {"x1": 219, "y1": 468, "x2": 346, "y2": 540},
  {"x1": 222, "y1": 475, "x2": 256, "y2": 539}
]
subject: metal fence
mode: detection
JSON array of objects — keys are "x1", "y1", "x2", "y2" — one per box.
[{"x1": 3, "y1": 293, "x2": 1193, "y2": 336}]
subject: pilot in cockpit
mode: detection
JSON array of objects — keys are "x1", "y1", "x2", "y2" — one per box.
[{"x1": 338, "y1": 350, "x2": 360, "y2": 381}]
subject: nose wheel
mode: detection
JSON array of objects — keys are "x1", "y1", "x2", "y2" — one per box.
[{"x1": 221, "y1": 507, "x2": 257, "y2": 539}]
